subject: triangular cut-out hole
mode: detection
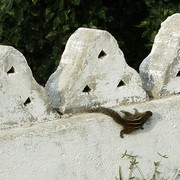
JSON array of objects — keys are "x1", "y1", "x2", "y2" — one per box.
[
  {"x1": 7, "y1": 66, "x2": 15, "y2": 74},
  {"x1": 117, "y1": 80, "x2": 125, "y2": 87},
  {"x1": 98, "y1": 50, "x2": 107, "y2": 59},
  {"x1": 24, "y1": 97, "x2": 31, "y2": 106},
  {"x1": 82, "y1": 85, "x2": 91, "y2": 93},
  {"x1": 176, "y1": 71, "x2": 180, "y2": 76}
]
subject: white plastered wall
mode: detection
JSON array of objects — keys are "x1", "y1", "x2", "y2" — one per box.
[{"x1": 0, "y1": 95, "x2": 179, "y2": 180}]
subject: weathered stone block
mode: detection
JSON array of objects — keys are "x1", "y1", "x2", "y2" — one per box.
[
  {"x1": 0, "y1": 45, "x2": 54, "y2": 129},
  {"x1": 140, "y1": 13, "x2": 180, "y2": 97},
  {"x1": 45, "y1": 28, "x2": 148, "y2": 113}
]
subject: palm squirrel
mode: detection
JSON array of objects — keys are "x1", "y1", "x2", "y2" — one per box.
[{"x1": 87, "y1": 107, "x2": 152, "y2": 138}]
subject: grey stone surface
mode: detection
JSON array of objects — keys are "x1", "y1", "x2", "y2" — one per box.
[
  {"x1": 140, "y1": 13, "x2": 180, "y2": 97},
  {"x1": 45, "y1": 28, "x2": 148, "y2": 113},
  {"x1": 0, "y1": 45, "x2": 57, "y2": 129}
]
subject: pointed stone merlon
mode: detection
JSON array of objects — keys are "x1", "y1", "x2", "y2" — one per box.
[
  {"x1": 45, "y1": 28, "x2": 148, "y2": 114},
  {"x1": 140, "y1": 13, "x2": 180, "y2": 98},
  {"x1": 0, "y1": 45, "x2": 54, "y2": 129}
]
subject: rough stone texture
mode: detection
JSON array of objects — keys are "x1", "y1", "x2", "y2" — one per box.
[
  {"x1": 0, "y1": 94, "x2": 179, "y2": 180},
  {"x1": 140, "y1": 13, "x2": 180, "y2": 97},
  {"x1": 45, "y1": 28, "x2": 148, "y2": 113},
  {"x1": 0, "y1": 45, "x2": 57, "y2": 129}
]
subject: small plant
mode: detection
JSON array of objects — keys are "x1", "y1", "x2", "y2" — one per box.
[
  {"x1": 115, "y1": 166, "x2": 123, "y2": 180},
  {"x1": 115, "y1": 150, "x2": 180, "y2": 180},
  {"x1": 150, "y1": 153, "x2": 168, "y2": 180}
]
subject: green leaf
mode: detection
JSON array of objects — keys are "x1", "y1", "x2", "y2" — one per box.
[
  {"x1": 144, "y1": 0, "x2": 156, "y2": 7},
  {"x1": 137, "y1": 20, "x2": 150, "y2": 28},
  {"x1": 45, "y1": 8, "x2": 55, "y2": 21},
  {"x1": 59, "y1": 0, "x2": 64, "y2": 10},
  {"x1": 45, "y1": 31, "x2": 57, "y2": 39},
  {"x1": 154, "y1": 162, "x2": 160, "y2": 167},
  {"x1": 14, "y1": 0, "x2": 21, "y2": 4},
  {"x1": 72, "y1": 0, "x2": 80, "y2": 6},
  {"x1": 7, "y1": 8, "x2": 15, "y2": 17},
  {"x1": 98, "y1": 9, "x2": 106, "y2": 20},
  {"x1": 64, "y1": 11, "x2": 69, "y2": 21},
  {"x1": 16, "y1": 8, "x2": 24, "y2": 25},
  {"x1": 149, "y1": 30, "x2": 157, "y2": 43},
  {"x1": 53, "y1": 46, "x2": 61, "y2": 61},
  {"x1": 0, "y1": 0, "x2": 14, "y2": 12},
  {"x1": 53, "y1": 16, "x2": 61, "y2": 29},
  {"x1": 31, "y1": 9, "x2": 40, "y2": 16},
  {"x1": 63, "y1": 25, "x2": 69, "y2": 31},
  {"x1": 32, "y1": 0, "x2": 37, "y2": 5}
]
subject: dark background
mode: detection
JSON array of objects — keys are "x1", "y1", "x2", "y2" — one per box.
[{"x1": 0, "y1": 0, "x2": 179, "y2": 85}]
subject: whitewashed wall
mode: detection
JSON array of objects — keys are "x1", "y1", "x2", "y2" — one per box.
[{"x1": 0, "y1": 13, "x2": 180, "y2": 180}]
